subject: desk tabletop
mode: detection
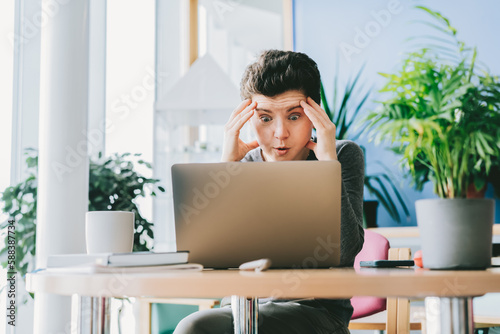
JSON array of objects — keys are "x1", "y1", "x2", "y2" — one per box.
[{"x1": 26, "y1": 267, "x2": 500, "y2": 299}]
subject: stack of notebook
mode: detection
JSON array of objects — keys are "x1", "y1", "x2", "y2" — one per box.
[{"x1": 42, "y1": 251, "x2": 203, "y2": 273}]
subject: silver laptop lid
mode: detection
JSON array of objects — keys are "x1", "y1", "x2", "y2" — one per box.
[{"x1": 172, "y1": 160, "x2": 341, "y2": 269}]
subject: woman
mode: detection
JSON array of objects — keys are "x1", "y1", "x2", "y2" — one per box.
[{"x1": 174, "y1": 50, "x2": 364, "y2": 334}]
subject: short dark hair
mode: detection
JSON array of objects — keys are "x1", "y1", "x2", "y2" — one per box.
[{"x1": 240, "y1": 50, "x2": 321, "y2": 104}]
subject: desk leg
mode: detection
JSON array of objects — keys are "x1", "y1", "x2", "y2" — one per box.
[
  {"x1": 425, "y1": 297, "x2": 474, "y2": 334},
  {"x1": 72, "y1": 295, "x2": 111, "y2": 334},
  {"x1": 231, "y1": 296, "x2": 258, "y2": 334}
]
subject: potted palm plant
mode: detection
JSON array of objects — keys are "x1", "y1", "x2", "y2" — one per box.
[
  {"x1": 365, "y1": 6, "x2": 500, "y2": 269},
  {"x1": 321, "y1": 66, "x2": 410, "y2": 227}
]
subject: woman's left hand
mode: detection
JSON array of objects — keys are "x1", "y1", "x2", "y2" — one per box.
[{"x1": 300, "y1": 97, "x2": 338, "y2": 161}]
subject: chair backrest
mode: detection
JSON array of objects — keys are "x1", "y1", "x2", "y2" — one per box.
[{"x1": 351, "y1": 229, "x2": 390, "y2": 319}]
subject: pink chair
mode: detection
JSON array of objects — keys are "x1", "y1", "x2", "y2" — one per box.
[
  {"x1": 349, "y1": 229, "x2": 422, "y2": 333},
  {"x1": 351, "y1": 229, "x2": 390, "y2": 319}
]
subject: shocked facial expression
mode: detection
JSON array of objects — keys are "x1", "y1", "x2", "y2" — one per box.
[{"x1": 250, "y1": 90, "x2": 313, "y2": 161}]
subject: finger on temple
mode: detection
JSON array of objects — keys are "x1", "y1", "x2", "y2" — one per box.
[
  {"x1": 232, "y1": 108, "x2": 254, "y2": 131},
  {"x1": 230, "y1": 99, "x2": 252, "y2": 118},
  {"x1": 302, "y1": 99, "x2": 331, "y2": 127},
  {"x1": 226, "y1": 103, "x2": 255, "y2": 129},
  {"x1": 300, "y1": 100, "x2": 322, "y2": 125},
  {"x1": 307, "y1": 97, "x2": 321, "y2": 107}
]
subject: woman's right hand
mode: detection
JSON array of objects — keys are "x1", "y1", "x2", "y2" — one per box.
[{"x1": 221, "y1": 99, "x2": 259, "y2": 162}]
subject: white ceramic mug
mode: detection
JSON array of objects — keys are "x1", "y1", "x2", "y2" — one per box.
[{"x1": 85, "y1": 211, "x2": 134, "y2": 254}]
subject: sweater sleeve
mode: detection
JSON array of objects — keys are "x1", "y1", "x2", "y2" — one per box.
[{"x1": 336, "y1": 140, "x2": 365, "y2": 266}]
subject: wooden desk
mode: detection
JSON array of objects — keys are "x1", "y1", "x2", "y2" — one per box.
[{"x1": 27, "y1": 267, "x2": 500, "y2": 334}]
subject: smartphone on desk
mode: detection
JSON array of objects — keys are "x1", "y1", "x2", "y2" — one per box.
[{"x1": 360, "y1": 260, "x2": 415, "y2": 268}]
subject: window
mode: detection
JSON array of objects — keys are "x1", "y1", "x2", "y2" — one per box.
[
  {"x1": 105, "y1": 0, "x2": 156, "y2": 220},
  {"x1": 0, "y1": 1, "x2": 14, "y2": 198},
  {"x1": 153, "y1": 0, "x2": 293, "y2": 251}
]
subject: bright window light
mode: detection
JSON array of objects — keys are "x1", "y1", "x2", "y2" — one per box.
[
  {"x1": 0, "y1": 1, "x2": 14, "y2": 195},
  {"x1": 105, "y1": 0, "x2": 155, "y2": 223}
]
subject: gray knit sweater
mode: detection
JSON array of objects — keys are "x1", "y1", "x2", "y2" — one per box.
[{"x1": 239, "y1": 139, "x2": 365, "y2": 324}]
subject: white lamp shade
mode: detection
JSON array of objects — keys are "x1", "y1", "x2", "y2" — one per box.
[{"x1": 156, "y1": 54, "x2": 241, "y2": 125}]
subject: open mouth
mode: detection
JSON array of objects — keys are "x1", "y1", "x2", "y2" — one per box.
[{"x1": 274, "y1": 147, "x2": 290, "y2": 156}]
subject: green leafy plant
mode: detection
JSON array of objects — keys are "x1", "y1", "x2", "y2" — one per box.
[
  {"x1": 321, "y1": 67, "x2": 410, "y2": 223},
  {"x1": 364, "y1": 6, "x2": 500, "y2": 199},
  {"x1": 0, "y1": 150, "x2": 165, "y2": 281},
  {"x1": 1, "y1": 149, "x2": 38, "y2": 278}
]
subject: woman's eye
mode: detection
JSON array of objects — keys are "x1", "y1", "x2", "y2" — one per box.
[
  {"x1": 289, "y1": 115, "x2": 300, "y2": 121},
  {"x1": 260, "y1": 116, "x2": 272, "y2": 123}
]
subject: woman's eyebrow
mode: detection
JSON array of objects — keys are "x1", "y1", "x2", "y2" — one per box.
[
  {"x1": 287, "y1": 105, "x2": 302, "y2": 112},
  {"x1": 255, "y1": 105, "x2": 302, "y2": 113}
]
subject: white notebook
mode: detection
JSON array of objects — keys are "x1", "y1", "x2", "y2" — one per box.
[
  {"x1": 47, "y1": 251, "x2": 189, "y2": 268},
  {"x1": 41, "y1": 263, "x2": 203, "y2": 274}
]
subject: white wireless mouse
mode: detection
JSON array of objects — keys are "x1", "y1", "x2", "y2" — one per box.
[{"x1": 239, "y1": 258, "x2": 272, "y2": 272}]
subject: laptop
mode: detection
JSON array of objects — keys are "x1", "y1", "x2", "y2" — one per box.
[{"x1": 171, "y1": 160, "x2": 341, "y2": 269}]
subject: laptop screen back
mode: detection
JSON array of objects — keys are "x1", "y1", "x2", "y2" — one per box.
[{"x1": 172, "y1": 160, "x2": 341, "y2": 269}]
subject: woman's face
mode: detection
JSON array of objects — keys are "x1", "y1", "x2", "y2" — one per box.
[{"x1": 250, "y1": 90, "x2": 313, "y2": 161}]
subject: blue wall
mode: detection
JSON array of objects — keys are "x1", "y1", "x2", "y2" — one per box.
[{"x1": 294, "y1": 0, "x2": 500, "y2": 226}]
